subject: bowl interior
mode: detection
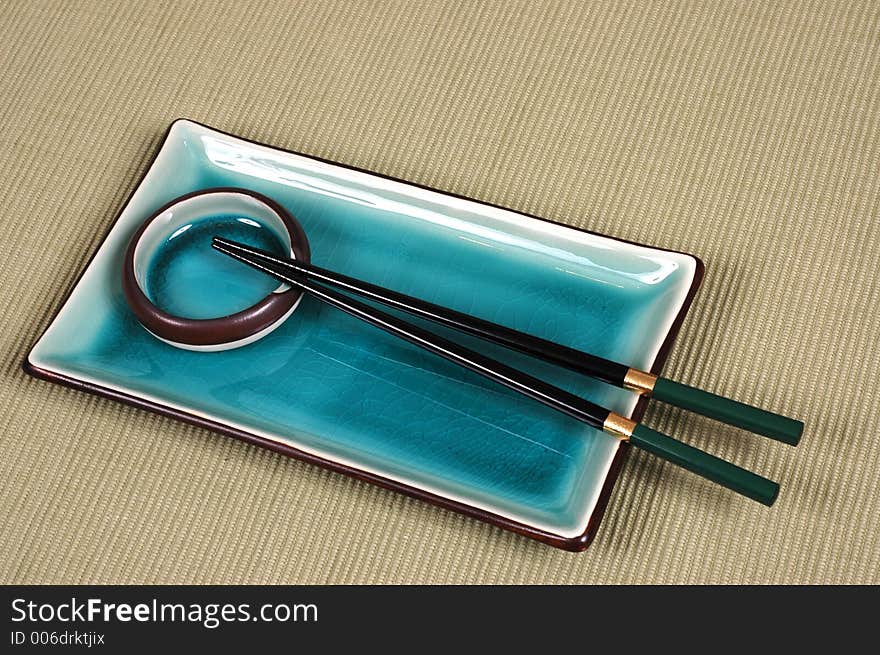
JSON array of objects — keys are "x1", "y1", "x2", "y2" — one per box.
[{"x1": 132, "y1": 191, "x2": 294, "y2": 320}]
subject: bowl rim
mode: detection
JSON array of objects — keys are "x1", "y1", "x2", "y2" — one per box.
[{"x1": 121, "y1": 187, "x2": 311, "y2": 347}]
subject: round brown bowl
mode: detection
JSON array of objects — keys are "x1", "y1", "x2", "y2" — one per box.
[{"x1": 122, "y1": 188, "x2": 310, "y2": 351}]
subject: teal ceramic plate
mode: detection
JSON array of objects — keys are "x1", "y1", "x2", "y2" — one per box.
[{"x1": 25, "y1": 120, "x2": 702, "y2": 550}]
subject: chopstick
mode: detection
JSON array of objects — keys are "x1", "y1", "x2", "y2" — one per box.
[
  {"x1": 212, "y1": 237, "x2": 780, "y2": 506},
  {"x1": 212, "y1": 237, "x2": 803, "y2": 446}
]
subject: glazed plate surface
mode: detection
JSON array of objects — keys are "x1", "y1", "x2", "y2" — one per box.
[{"x1": 26, "y1": 120, "x2": 702, "y2": 549}]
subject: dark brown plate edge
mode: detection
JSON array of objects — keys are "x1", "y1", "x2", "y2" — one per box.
[{"x1": 22, "y1": 118, "x2": 705, "y2": 552}]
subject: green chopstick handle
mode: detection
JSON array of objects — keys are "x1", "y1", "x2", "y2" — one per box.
[
  {"x1": 651, "y1": 378, "x2": 803, "y2": 446},
  {"x1": 629, "y1": 424, "x2": 780, "y2": 506}
]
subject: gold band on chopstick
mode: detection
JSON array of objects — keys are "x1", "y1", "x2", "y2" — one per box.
[
  {"x1": 623, "y1": 368, "x2": 657, "y2": 395},
  {"x1": 603, "y1": 413, "x2": 636, "y2": 441}
]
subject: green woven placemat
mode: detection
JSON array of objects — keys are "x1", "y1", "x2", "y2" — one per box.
[{"x1": 1, "y1": 0, "x2": 878, "y2": 583}]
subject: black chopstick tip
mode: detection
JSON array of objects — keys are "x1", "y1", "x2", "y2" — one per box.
[
  {"x1": 212, "y1": 235, "x2": 236, "y2": 250},
  {"x1": 211, "y1": 236, "x2": 249, "y2": 259},
  {"x1": 212, "y1": 236, "x2": 268, "y2": 263}
]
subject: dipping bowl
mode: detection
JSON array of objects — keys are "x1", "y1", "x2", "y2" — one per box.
[{"x1": 121, "y1": 187, "x2": 310, "y2": 351}]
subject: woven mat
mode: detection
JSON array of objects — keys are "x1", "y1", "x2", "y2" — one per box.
[{"x1": 1, "y1": 0, "x2": 878, "y2": 584}]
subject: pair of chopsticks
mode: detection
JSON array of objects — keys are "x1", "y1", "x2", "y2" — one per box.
[{"x1": 213, "y1": 236, "x2": 802, "y2": 506}]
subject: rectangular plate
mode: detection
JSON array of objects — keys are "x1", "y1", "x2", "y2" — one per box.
[{"x1": 25, "y1": 120, "x2": 702, "y2": 550}]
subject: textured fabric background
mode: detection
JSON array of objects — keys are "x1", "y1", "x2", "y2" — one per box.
[{"x1": 1, "y1": 0, "x2": 878, "y2": 584}]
